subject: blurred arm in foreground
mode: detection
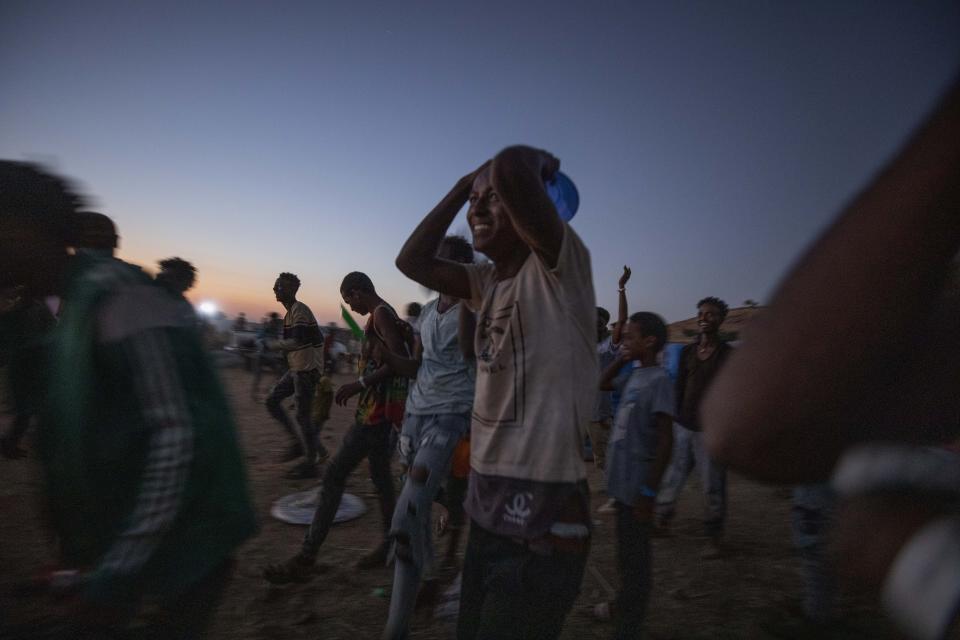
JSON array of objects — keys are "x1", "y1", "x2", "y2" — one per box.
[
  {"x1": 703, "y1": 78, "x2": 960, "y2": 483},
  {"x1": 702, "y1": 78, "x2": 960, "y2": 640}
]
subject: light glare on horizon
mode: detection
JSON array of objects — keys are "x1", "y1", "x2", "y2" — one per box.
[{"x1": 198, "y1": 301, "x2": 218, "y2": 317}]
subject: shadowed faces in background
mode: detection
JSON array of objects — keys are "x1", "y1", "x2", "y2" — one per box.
[{"x1": 157, "y1": 257, "x2": 197, "y2": 295}]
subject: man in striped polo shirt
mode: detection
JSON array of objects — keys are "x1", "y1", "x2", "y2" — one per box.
[{"x1": 266, "y1": 272, "x2": 326, "y2": 479}]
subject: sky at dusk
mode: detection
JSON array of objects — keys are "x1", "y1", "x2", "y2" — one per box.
[{"x1": 2, "y1": 1, "x2": 958, "y2": 326}]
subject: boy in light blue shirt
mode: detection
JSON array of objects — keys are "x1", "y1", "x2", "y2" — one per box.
[{"x1": 597, "y1": 312, "x2": 674, "y2": 639}]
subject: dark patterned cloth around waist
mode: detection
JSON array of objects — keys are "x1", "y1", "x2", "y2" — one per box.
[{"x1": 464, "y1": 472, "x2": 591, "y2": 544}]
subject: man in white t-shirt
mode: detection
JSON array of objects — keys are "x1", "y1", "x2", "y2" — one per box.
[{"x1": 396, "y1": 145, "x2": 597, "y2": 639}]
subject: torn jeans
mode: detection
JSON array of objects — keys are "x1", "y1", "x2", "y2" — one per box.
[{"x1": 383, "y1": 412, "x2": 470, "y2": 639}]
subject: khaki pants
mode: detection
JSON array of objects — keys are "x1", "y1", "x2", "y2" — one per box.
[{"x1": 588, "y1": 420, "x2": 611, "y2": 473}]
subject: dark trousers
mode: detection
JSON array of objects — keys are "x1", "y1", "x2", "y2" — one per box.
[
  {"x1": 614, "y1": 502, "x2": 652, "y2": 640},
  {"x1": 655, "y1": 424, "x2": 727, "y2": 538},
  {"x1": 266, "y1": 368, "x2": 319, "y2": 462},
  {"x1": 302, "y1": 421, "x2": 395, "y2": 556},
  {"x1": 457, "y1": 522, "x2": 588, "y2": 640},
  {"x1": 444, "y1": 475, "x2": 468, "y2": 530}
]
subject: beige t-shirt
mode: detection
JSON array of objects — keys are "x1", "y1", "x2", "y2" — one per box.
[{"x1": 463, "y1": 223, "x2": 598, "y2": 537}]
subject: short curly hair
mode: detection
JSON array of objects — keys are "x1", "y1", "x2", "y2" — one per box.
[
  {"x1": 277, "y1": 272, "x2": 301, "y2": 292},
  {"x1": 340, "y1": 271, "x2": 375, "y2": 294},
  {"x1": 697, "y1": 296, "x2": 728, "y2": 321},
  {"x1": 159, "y1": 257, "x2": 196, "y2": 275},
  {"x1": 159, "y1": 257, "x2": 197, "y2": 289},
  {"x1": 629, "y1": 311, "x2": 668, "y2": 353}
]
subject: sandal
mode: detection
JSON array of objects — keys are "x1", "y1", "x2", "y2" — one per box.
[{"x1": 263, "y1": 553, "x2": 316, "y2": 584}]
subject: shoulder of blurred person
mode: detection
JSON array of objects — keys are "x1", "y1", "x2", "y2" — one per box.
[{"x1": 42, "y1": 250, "x2": 257, "y2": 590}]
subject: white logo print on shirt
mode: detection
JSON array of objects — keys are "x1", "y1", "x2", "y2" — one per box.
[{"x1": 503, "y1": 492, "x2": 534, "y2": 526}]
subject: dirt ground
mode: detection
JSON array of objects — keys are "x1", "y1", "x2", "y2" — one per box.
[{"x1": 0, "y1": 364, "x2": 903, "y2": 639}]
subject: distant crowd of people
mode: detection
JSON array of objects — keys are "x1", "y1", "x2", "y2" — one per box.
[{"x1": 1, "y1": 78, "x2": 959, "y2": 640}]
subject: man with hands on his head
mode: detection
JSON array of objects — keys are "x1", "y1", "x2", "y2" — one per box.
[{"x1": 396, "y1": 145, "x2": 598, "y2": 639}]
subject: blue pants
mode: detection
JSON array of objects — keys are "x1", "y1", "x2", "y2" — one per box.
[
  {"x1": 655, "y1": 423, "x2": 727, "y2": 537},
  {"x1": 383, "y1": 412, "x2": 470, "y2": 640},
  {"x1": 791, "y1": 483, "x2": 837, "y2": 623}
]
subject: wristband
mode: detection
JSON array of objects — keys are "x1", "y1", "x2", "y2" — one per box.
[
  {"x1": 639, "y1": 485, "x2": 657, "y2": 499},
  {"x1": 831, "y1": 445, "x2": 960, "y2": 640},
  {"x1": 618, "y1": 288, "x2": 625, "y2": 293},
  {"x1": 882, "y1": 516, "x2": 960, "y2": 640},
  {"x1": 832, "y1": 444, "x2": 960, "y2": 498}
]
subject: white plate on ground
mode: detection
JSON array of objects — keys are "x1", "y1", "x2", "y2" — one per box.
[{"x1": 270, "y1": 485, "x2": 367, "y2": 525}]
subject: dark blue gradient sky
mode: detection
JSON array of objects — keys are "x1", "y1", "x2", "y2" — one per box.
[{"x1": 2, "y1": 1, "x2": 958, "y2": 323}]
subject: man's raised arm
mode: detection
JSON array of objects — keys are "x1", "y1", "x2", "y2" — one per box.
[
  {"x1": 396, "y1": 166, "x2": 486, "y2": 299},
  {"x1": 702, "y1": 79, "x2": 960, "y2": 483},
  {"x1": 490, "y1": 145, "x2": 565, "y2": 268}
]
